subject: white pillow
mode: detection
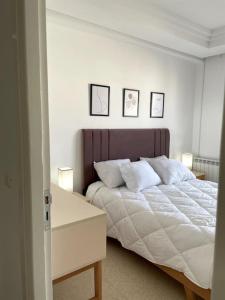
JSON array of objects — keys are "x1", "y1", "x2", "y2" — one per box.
[
  {"x1": 94, "y1": 159, "x2": 130, "y2": 188},
  {"x1": 149, "y1": 159, "x2": 196, "y2": 185},
  {"x1": 140, "y1": 155, "x2": 168, "y2": 164},
  {"x1": 120, "y1": 160, "x2": 161, "y2": 192}
]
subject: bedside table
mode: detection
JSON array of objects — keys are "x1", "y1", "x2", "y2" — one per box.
[
  {"x1": 51, "y1": 184, "x2": 106, "y2": 300},
  {"x1": 192, "y1": 170, "x2": 205, "y2": 180},
  {"x1": 72, "y1": 191, "x2": 87, "y2": 201}
]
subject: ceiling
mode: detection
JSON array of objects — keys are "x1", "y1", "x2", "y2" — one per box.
[
  {"x1": 46, "y1": 0, "x2": 225, "y2": 58},
  {"x1": 150, "y1": 0, "x2": 225, "y2": 29}
]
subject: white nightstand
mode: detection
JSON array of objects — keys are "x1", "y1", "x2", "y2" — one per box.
[
  {"x1": 72, "y1": 191, "x2": 87, "y2": 201},
  {"x1": 51, "y1": 184, "x2": 106, "y2": 300}
]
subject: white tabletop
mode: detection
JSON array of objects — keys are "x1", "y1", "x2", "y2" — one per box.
[{"x1": 51, "y1": 184, "x2": 105, "y2": 230}]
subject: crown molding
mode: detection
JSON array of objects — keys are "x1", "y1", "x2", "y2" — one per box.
[
  {"x1": 46, "y1": 9, "x2": 203, "y2": 64},
  {"x1": 46, "y1": 0, "x2": 225, "y2": 58},
  {"x1": 118, "y1": 1, "x2": 211, "y2": 46},
  {"x1": 210, "y1": 26, "x2": 225, "y2": 47},
  {"x1": 127, "y1": 1, "x2": 225, "y2": 51}
]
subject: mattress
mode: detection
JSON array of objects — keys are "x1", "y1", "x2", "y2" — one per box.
[{"x1": 87, "y1": 179, "x2": 217, "y2": 289}]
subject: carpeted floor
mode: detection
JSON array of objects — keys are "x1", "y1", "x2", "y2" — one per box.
[{"x1": 53, "y1": 239, "x2": 186, "y2": 300}]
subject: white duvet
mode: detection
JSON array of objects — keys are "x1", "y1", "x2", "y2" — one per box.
[{"x1": 87, "y1": 179, "x2": 217, "y2": 289}]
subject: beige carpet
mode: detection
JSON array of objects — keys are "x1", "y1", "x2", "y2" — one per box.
[{"x1": 54, "y1": 239, "x2": 187, "y2": 300}]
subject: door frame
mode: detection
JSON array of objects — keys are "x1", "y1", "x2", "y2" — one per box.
[
  {"x1": 212, "y1": 98, "x2": 225, "y2": 299},
  {"x1": 16, "y1": 0, "x2": 225, "y2": 299},
  {"x1": 17, "y1": 0, "x2": 52, "y2": 299}
]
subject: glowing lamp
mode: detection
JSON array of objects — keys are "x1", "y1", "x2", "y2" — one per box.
[
  {"x1": 58, "y1": 167, "x2": 73, "y2": 192},
  {"x1": 182, "y1": 153, "x2": 193, "y2": 170}
]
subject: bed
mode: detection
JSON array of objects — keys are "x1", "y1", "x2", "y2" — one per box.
[{"x1": 82, "y1": 128, "x2": 216, "y2": 300}]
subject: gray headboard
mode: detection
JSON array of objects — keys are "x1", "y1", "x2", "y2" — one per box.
[{"x1": 82, "y1": 128, "x2": 170, "y2": 193}]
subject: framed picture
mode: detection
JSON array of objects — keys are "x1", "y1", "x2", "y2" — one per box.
[
  {"x1": 150, "y1": 92, "x2": 165, "y2": 118},
  {"x1": 90, "y1": 84, "x2": 110, "y2": 116},
  {"x1": 123, "y1": 88, "x2": 139, "y2": 117}
]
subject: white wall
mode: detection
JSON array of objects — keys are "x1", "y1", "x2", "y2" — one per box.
[
  {"x1": 47, "y1": 13, "x2": 203, "y2": 192},
  {"x1": 197, "y1": 55, "x2": 225, "y2": 159}
]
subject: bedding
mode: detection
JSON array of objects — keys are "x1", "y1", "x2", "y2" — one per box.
[
  {"x1": 87, "y1": 179, "x2": 217, "y2": 289},
  {"x1": 120, "y1": 160, "x2": 161, "y2": 192},
  {"x1": 145, "y1": 158, "x2": 196, "y2": 184},
  {"x1": 94, "y1": 159, "x2": 130, "y2": 188},
  {"x1": 140, "y1": 155, "x2": 168, "y2": 163}
]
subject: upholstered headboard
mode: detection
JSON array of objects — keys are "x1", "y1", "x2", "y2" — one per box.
[{"x1": 82, "y1": 128, "x2": 170, "y2": 192}]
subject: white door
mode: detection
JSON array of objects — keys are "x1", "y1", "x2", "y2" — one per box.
[
  {"x1": 38, "y1": 1, "x2": 53, "y2": 299},
  {"x1": 25, "y1": 0, "x2": 52, "y2": 300},
  {"x1": 22, "y1": 0, "x2": 53, "y2": 299},
  {"x1": 1, "y1": 0, "x2": 52, "y2": 299}
]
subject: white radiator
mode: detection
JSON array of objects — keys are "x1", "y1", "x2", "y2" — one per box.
[{"x1": 193, "y1": 157, "x2": 220, "y2": 182}]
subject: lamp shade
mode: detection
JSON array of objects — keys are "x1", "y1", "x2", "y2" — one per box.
[
  {"x1": 182, "y1": 153, "x2": 193, "y2": 170},
  {"x1": 58, "y1": 167, "x2": 73, "y2": 191}
]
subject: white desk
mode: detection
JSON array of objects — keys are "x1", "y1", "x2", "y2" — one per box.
[{"x1": 51, "y1": 184, "x2": 106, "y2": 300}]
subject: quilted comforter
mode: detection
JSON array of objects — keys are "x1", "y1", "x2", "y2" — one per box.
[{"x1": 87, "y1": 179, "x2": 217, "y2": 289}]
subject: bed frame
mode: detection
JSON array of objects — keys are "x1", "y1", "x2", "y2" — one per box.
[{"x1": 82, "y1": 128, "x2": 211, "y2": 300}]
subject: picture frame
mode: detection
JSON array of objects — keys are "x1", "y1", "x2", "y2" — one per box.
[
  {"x1": 123, "y1": 88, "x2": 139, "y2": 117},
  {"x1": 150, "y1": 92, "x2": 165, "y2": 118},
  {"x1": 90, "y1": 84, "x2": 110, "y2": 116}
]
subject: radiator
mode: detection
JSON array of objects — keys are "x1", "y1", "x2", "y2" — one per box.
[{"x1": 193, "y1": 157, "x2": 220, "y2": 182}]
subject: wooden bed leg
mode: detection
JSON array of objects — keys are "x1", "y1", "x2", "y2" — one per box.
[
  {"x1": 184, "y1": 286, "x2": 198, "y2": 300},
  {"x1": 93, "y1": 261, "x2": 102, "y2": 300}
]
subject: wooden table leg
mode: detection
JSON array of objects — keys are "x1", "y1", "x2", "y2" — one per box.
[
  {"x1": 94, "y1": 261, "x2": 102, "y2": 300},
  {"x1": 184, "y1": 286, "x2": 198, "y2": 300}
]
